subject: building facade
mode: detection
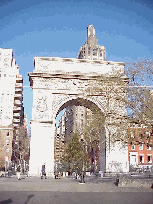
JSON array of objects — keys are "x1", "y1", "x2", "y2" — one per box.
[
  {"x1": 0, "y1": 126, "x2": 13, "y2": 168},
  {"x1": 54, "y1": 112, "x2": 66, "y2": 165},
  {"x1": 64, "y1": 106, "x2": 92, "y2": 139},
  {"x1": 0, "y1": 48, "x2": 24, "y2": 169},
  {"x1": 78, "y1": 25, "x2": 106, "y2": 61},
  {"x1": 128, "y1": 125, "x2": 153, "y2": 170}
]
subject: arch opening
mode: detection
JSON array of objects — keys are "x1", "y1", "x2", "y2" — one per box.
[
  {"x1": 56, "y1": 97, "x2": 104, "y2": 118},
  {"x1": 54, "y1": 97, "x2": 106, "y2": 175}
]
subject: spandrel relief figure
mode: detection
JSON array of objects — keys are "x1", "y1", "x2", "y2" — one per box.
[{"x1": 36, "y1": 97, "x2": 48, "y2": 119}]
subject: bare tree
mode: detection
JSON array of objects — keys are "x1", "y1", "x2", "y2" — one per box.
[
  {"x1": 12, "y1": 125, "x2": 30, "y2": 166},
  {"x1": 125, "y1": 58, "x2": 153, "y2": 146},
  {"x1": 82, "y1": 58, "x2": 153, "y2": 149}
]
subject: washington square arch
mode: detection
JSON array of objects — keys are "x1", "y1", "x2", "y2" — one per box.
[{"x1": 28, "y1": 25, "x2": 129, "y2": 176}]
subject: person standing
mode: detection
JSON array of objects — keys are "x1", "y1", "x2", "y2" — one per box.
[
  {"x1": 17, "y1": 165, "x2": 21, "y2": 180},
  {"x1": 41, "y1": 165, "x2": 47, "y2": 179}
]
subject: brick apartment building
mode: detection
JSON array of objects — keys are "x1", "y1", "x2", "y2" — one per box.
[{"x1": 128, "y1": 125, "x2": 153, "y2": 170}]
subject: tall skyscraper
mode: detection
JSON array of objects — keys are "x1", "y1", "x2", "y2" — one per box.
[
  {"x1": 0, "y1": 48, "x2": 24, "y2": 127},
  {"x1": 78, "y1": 24, "x2": 106, "y2": 61},
  {"x1": 65, "y1": 105, "x2": 93, "y2": 139},
  {"x1": 0, "y1": 48, "x2": 24, "y2": 168}
]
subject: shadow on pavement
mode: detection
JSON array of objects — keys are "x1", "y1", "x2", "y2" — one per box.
[
  {"x1": 0, "y1": 198, "x2": 13, "y2": 204},
  {"x1": 24, "y1": 194, "x2": 35, "y2": 204},
  {"x1": 0, "y1": 194, "x2": 35, "y2": 204}
]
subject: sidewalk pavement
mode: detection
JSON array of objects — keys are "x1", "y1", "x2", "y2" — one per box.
[{"x1": 0, "y1": 176, "x2": 153, "y2": 192}]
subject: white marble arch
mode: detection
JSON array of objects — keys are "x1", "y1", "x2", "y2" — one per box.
[{"x1": 28, "y1": 57, "x2": 129, "y2": 176}]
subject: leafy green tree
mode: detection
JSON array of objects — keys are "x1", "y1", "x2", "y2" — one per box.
[{"x1": 61, "y1": 132, "x2": 89, "y2": 173}]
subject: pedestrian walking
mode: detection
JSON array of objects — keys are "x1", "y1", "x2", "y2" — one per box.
[
  {"x1": 17, "y1": 165, "x2": 21, "y2": 180},
  {"x1": 8, "y1": 166, "x2": 12, "y2": 177},
  {"x1": 41, "y1": 165, "x2": 47, "y2": 179}
]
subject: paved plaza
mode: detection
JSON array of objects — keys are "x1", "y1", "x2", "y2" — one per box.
[{"x1": 0, "y1": 175, "x2": 153, "y2": 204}]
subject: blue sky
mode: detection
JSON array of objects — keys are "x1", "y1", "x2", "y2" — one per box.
[{"x1": 0, "y1": 0, "x2": 153, "y2": 126}]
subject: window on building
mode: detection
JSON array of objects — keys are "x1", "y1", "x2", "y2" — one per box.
[
  {"x1": 131, "y1": 144, "x2": 135, "y2": 150},
  {"x1": 139, "y1": 133, "x2": 143, "y2": 139},
  {"x1": 147, "y1": 145, "x2": 151, "y2": 150},
  {"x1": 145, "y1": 132, "x2": 150, "y2": 140},
  {"x1": 16, "y1": 129, "x2": 19, "y2": 134},
  {"x1": 140, "y1": 155, "x2": 144, "y2": 163},
  {"x1": 7, "y1": 132, "x2": 10, "y2": 136},
  {"x1": 139, "y1": 143, "x2": 143, "y2": 150},
  {"x1": 130, "y1": 132, "x2": 135, "y2": 138},
  {"x1": 81, "y1": 119, "x2": 83, "y2": 126},
  {"x1": 6, "y1": 140, "x2": 9, "y2": 145},
  {"x1": 6, "y1": 147, "x2": 9, "y2": 153},
  {"x1": 148, "y1": 155, "x2": 152, "y2": 163}
]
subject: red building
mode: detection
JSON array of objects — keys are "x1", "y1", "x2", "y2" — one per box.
[{"x1": 128, "y1": 126, "x2": 153, "y2": 170}]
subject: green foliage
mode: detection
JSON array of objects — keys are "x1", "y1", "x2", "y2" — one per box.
[{"x1": 61, "y1": 133, "x2": 89, "y2": 172}]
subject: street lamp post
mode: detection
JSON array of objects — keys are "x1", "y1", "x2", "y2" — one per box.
[
  {"x1": 93, "y1": 148, "x2": 95, "y2": 175},
  {"x1": 80, "y1": 138, "x2": 85, "y2": 184},
  {"x1": 5, "y1": 160, "x2": 6, "y2": 177},
  {"x1": 93, "y1": 140, "x2": 96, "y2": 175}
]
